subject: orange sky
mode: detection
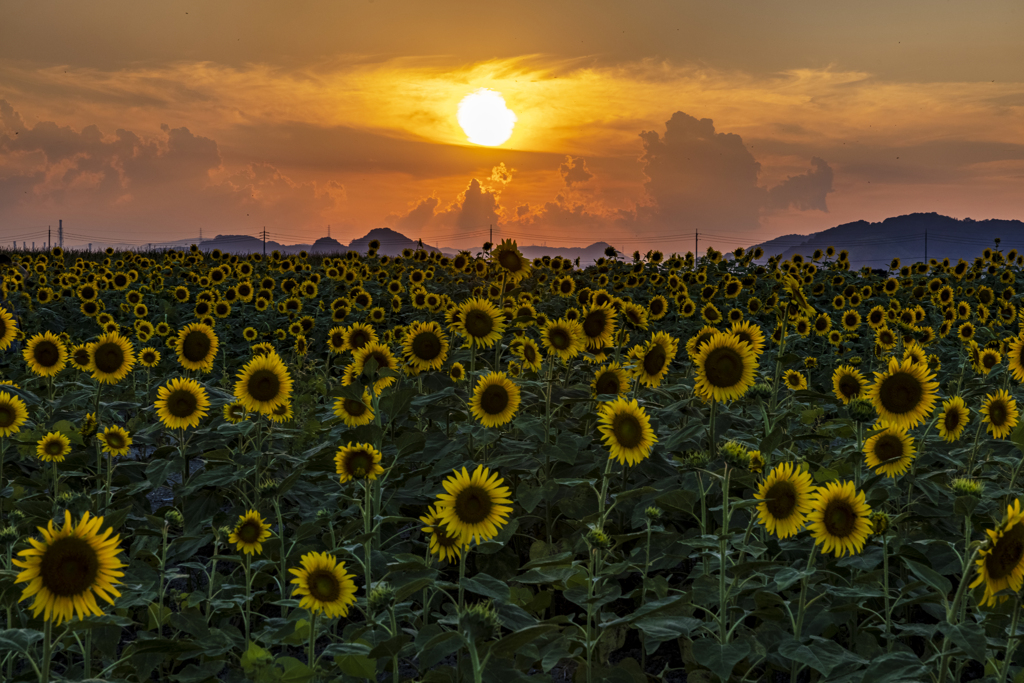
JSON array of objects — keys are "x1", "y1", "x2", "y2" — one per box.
[{"x1": 1, "y1": 0, "x2": 1022, "y2": 253}]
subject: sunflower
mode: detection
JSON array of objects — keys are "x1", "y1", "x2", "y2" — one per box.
[
  {"x1": 234, "y1": 352, "x2": 293, "y2": 414},
  {"x1": 334, "y1": 442, "x2": 384, "y2": 483},
  {"x1": 981, "y1": 389, "x2": 1020, "y2": 439},
  {"x1": 841, "y1": 310, "x2": 861, "y2": 331},
  {"x1": 449, "y1": 362, "x2": 466, "y2": 382},
  {"x1": 268, "y1": 400, "x2": 294, "y2": 424},
  {"x1": 581, "y1": 304, "x2": 617, "y2": 350},
  {"x1": 686, "y1": 325, "x2": 720, "y2": 359},
  {"x1": 597, "y1": 397, "x2": 658, "y2": 466},
  {"x1": 289, "y1": 551, "x2": 358, "y2": 618},
  {"x1": 420, "y1": 504, "x2": 467, "y2": 563},
  {"x1": 978, "y1": 348, "x2": 1002, "y2": 375},
  {"x1": 491, "y1": 239, "x2": 532, "y2": 283},
  {"x1": 174, "y1": 322, "x2": 219, "y2": 373},
  {"x1": 592, "y1": 362, "x2": 630, "y2": 397},
  {"x1": 469, "y1": 372, "x2": 521, "y2": 428},
  {"x1": 98, "y1": 426, "x2": 132, "y2": 457},
  {"x1": 434, "y1": 465, "x2": 514, "y2": 544},
  {"x1": 457, "y1": 298, "x2": 506, "y2": 349},
  {"x1": 867, "y1": 357, "x2": 939, "y2": 430},
  {"x1": 13, "y1": 510, "x2": 125, "y2": 625},
  {"x1": 89, "y1": 332, "x2": 135, "y2": 385},
  {"x1": 1008, "y1": 336, "x2": 1024, "y2": 382},
  {"x1": 24, "y1": 331, "x2": 67, "y2": 378},
  {"x1": 863, "y1": 424, "x2": 916, "y2": 478},
  {"x1": 0, "y1": 308, "x2": 18, "y2": 351},
  {"x1": 0, "y1": 391, "x2": 29, "y2": 437},
  {"x1": 333, "y1": 389, "x2": 376, "y2": 427},
  {"x1": 783, "y1": 369, "x2": 807, "y2": 391},
  {"x1": 730, "y1": 321, "x2": 766, "y2": 357},
  {"x1": 754, "y1": 462, "x2": 817, "y2": 539},
  {"x1": 832, "y1": 366, "x2": 866, "y2": 404},
  {"x1": 514, "y1": 337, "x2": 543, "y2": 372},
  {"x1": 806, "y1": 480, "x2": 873, "y2": 558},
  {"x1": 403, "y1": 321, "x2": 450, "y2": 373},
  {"x1": 154, "y1": 377, "x2": 210, "y2": 430},
  {"x1": 36, "y1": 431, "x2": 71, "y2": 463},
  {"x1": 352, "y1": 342, "x2": 399, "y2": 394},
  {"x1": 648, "y1": 295, "x2": 669, "y2": 321},
  {"x1": 223, "y1": 402, "x2": 248, "y2": 424},
  {"x1": 228, "y1": 510, "x2": 273, "y2": 556},
  {"x1": 343, "y1": 323, "x2": 378, "y2": 353},
  {"x1": 327, "y1": 326, "x2": 347, "y2": 354},
  {"x1": 693, "y1": 332, "x2": 758, "y2": 402},
  {"x1": 970, "y1": 499, "x2": 1024, "y2": 607},
  {"x1": 540, "y1": 319, "x2": 585, "y2": 362},
  {"x1": 139, "y1": 347, "x2": 161, "y2": 367}
]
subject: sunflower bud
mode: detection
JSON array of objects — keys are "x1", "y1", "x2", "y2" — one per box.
[
  {"x1": 951, "y1": 477, "x2": 985, "y2": 497},
  {"x1": 804, "y1": 357, "x2": 818, "y2": 369},
  {"x1": 748, "y1": 451, "x2": 765, "y2": 474},
  {"x1": 721, "y1": 441, "x2": 751, "y2": 469},
  {"x1": 0, "y1": 525, "x2": 19, "y2": 545},
  {"x1": 678, "y1": 449, "x2": 712, "y2": 470},
  {"x1": 258, "y1": 477, "x2": 280, "y2": 497},
  {"x1": 750, "y1": 382, "x2": 773, "y2": 400},
  {"x1": 586, "y1": 528, "x2": 612, "y2": 551},
  {"x1": 870, "y1": 511, "x2": 890, "y2": 536},
  {"x1": 81, "y1": 412, "x2": 98, "y2": 437},
  {"x1": 849, "y1": 356, "x2": 863, "y2": 367},
  {"x1": 316, "y1": 508, "x2": 333, "y2": 521},
  {"x1": 460, "y1": 600, "x2": 502, "y2": 642},
  {"x1": 217, "y1": 526, "x2": 233, "y2": 540},
  {"x1": 368, "y1": 582, "x2": 395, "y2": 613},
  {"x1": 8, "y1": 509, "x2": 26, "y2": 525},
  {"x1": 848, "y1": 398, "x2": 875, "y2": 423},
  {"x1": 644, "y1": 506, "x2": 663, "y2": 522},
  {"x1": 165, "y1": 510, "x2": 184, "y2": 528}
]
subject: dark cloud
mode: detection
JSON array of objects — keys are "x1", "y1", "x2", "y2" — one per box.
[
  {"x1": 765, "y1": 156, "x2": 833, "y2": 211},
  {"x1": 559, "y1": 155, "x2": 593, "y2": 186},
  {"x1": 387, "y1": 196, "x2": 439, "y2": 233},
  {"x1": 449, "y1": 178, "x2": 501, "y2": 231}
]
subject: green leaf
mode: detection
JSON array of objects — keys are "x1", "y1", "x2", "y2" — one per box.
[
  {"x1": 634, "y1": 616, "x2": 702, "y2": 653},
  {"x1": 327, "y1": 642, "x2": 377, "y2": 678},
  {"x1": 491, "y1": 624, "x2": 560, "y2": 658},
  {"x1": 240, "y1": 641, "x2": 273, "y2": 672},
  {"x1": 690, "y1": 637, "x2": 751, "y2": 682},
  {"x1": 0, "y1": 628, "x2": 44, "y2": 654},
  {"x1": 778, "y1": 638, "x2": 850, "y2": 677},
  {"x1": 461, "y1": 572, "x2": 511, "y2": 601},
  {"x1": 856, "y1": 651, "x2": 927, "y2": 683},
  {"x1": 937, "y1": 621, "x2": 988, "y2": 662},
  {"x1": 902, "y1": 558, "x2": 952, "y2": 599}
]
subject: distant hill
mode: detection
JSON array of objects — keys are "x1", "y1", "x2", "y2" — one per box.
[
  {"x1": 348, "y1": 227, "x2": 441, "y2": 257},
  {"x1": 751, "y1": 213, "x2": 1024, "y2": 267}
]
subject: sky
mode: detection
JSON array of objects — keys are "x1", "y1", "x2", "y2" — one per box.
[{"x1": 1, "y1": 0, "x2": 1022, "y2": 254}]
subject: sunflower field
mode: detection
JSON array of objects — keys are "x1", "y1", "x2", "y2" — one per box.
[{"x1": 1, "y1": 238, "x2": 1024, "y2": 682}]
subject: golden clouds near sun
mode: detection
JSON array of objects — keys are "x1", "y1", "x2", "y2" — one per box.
[{"x1": 457, "y1": 88, "x2": 517, "y2": 146}]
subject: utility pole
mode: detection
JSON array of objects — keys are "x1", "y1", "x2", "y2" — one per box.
[
  {"x1": 489, "y1": 224, "x2": 493, "y2": 245},
  {"x1": 695, "y1": 231, "x2": 699, "y2": 260},
  {"x1": 263, "y1": 227, "x2": 267, "y2": 256},
  {"x1": 328, "y1": 224, "x2": 331, "y2": 239},
  {"x1": 59, "y1": 219, "x2": 63, "y2": 248},
  {"x1": 48, "y1": 226, "x2": 51, "y2": 249}
]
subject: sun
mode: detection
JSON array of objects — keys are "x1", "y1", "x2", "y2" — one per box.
[{"x1": 457, "y1": 88, "x2": 517, "y2": 146}]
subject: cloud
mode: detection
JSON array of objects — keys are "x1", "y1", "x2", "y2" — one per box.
[
  {"x1": 387, "y1": 195, "x2": 439, "y2": 233},
  {"x1": 559, "y1": 156, "x2": 593, "y2": 186},
  {"x1": 765, "y1": 156, "x2": 833, "y2": 211}
]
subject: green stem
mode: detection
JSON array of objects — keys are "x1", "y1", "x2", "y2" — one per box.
[
  {"x1": 363, "y1": 478, "x2": 373, "y2": 590},
  {"x1": 41, "y1": 619, "x2": 52, "y2": 683},
  {"x1": 596, "y1": 456, "x2": 616, "y2": 529},
  {"x1": 708, "y1": 399, "x2": 718, "y2": 460},
  {"x1": 965, "y1": 418, "x2": 986, "y2": 478},
  {"x1": 274, "y1": 499, "x2": 289, "y2": 619},
  {"x1": 1001, "y1": 595, "x2": 1021, "y2": 683},
  {"x1": 770, "y1": 315, "x2": 789, "y2": 413},
  {"x1": 719, "y1": 464, "x2": 731, "y2": 644},
  {"x1": 883, "y1": 533, "x2": 892, "y2": 652},
  {"x1": 586, "y1": 547, "x2": 597, "y2": 683},
  {"x1": 307, "y1": 611, "x2": 318, "y2": 672},
  {"x1": 790, "y1": 551, "x2": 817, "y2": 683},
  {"x1": 244, "y1": 553, "x2": 253, "y2": 645},
  {"x1": 937, "y1": 547, "x2": 980, "y2": 683}
]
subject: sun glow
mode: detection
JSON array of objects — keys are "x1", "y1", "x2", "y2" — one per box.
[{"x1": 457, "y1": 88, "x2": 517, "y2": 146}]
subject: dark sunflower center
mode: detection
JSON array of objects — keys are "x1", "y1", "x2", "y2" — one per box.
[
  {"x1": 765, "y1": 480, "x2": 798, "y2": 519},
  {"x1": 787, "y1": 374, "x2": 802, "y2": 387},
  {"x1": 874, "y1": 434, "x2": 905, "y2": 462},
  {"x1": 560, "y1": 281, "x2": 572, "y2": 293},
  {"x1": 986, "y1": 522, "x2": 1024, "y2": 581},
  {"x1": 307, "y1": 569, "x2": 342, "y2": 602},
  {"x1": 39, "y1": 537, "x2": 100, "y2": 597},
  {"x1": 498, "y1": 250, "x2": 523, "y2": 272},
  {"x1": 345, "y1": 451, "x2": 373, "y2": 477},
  {"x1": 643, "y1": 345, "x2": 667, "y2": 376},
  {"x1": 612, "y1": 413, "x2": 643, "y2": 448},
  {"x1": 168, "y1": 389, "x2": 199, "y2": 418},
  {"x1": 331, "y1": 332, "x2": 345, "y2": 348},
  {"x1": 549, "y1": 328, "x2": 570, "y2": 350},
  {"x1": 651, "y1": 301, "x2": 664, "y2": 315},
  {"x1": 822, "y1": 499, "x2": 857, "y2": 539},
  {"x1": 878, "y1": 372, "x2": 923, "y2": 415},
  {"x1": 990, "y1": 401, "x2": 1008, "y2": 426},
  {"x1": 480, "y1": 384, "x2": 509, "y2": 415},
  {"x1": 182, "y1": 331, "x2": 212, "y2": 362},
  {"x1": 34, "y1": 341, "x2": 60, "y2": 368},
  {"x1": 0, "y1": 405, "x2": 13, "y2": 428},
  {"x1": 412, "y1": 332, "x2": 442, "y2": 360},
  {"x1": 838, "y1": 375, "x2": 861, "y2": 398},
  {"x1": 93, "y1": 342, "x2": 125, "y2": 374},
  {"x1": 143, "y1": 352, "x2": 157, "y2": 364},
  {"x1": 344, "y1": 399, "x2": 367, "y2": 417},
  {"x1": 983, "y1": 354, "x2": 998, "y2": 369},
  {"x1": 44, "y1": 439, "x2": 65, "y2": 456},
  {"x1": 595, "y1": 372, "x2": 620, "y2": 395},
  {"x1": 455, "y1": 485, "x2": 492, "y2": 524},
  {"x1": 248, "y1": 369, "x2": 282, "y2": 402},
  {"x1": 349, "y1": 330, "x2": 370, "y2": 349},
  {"x1": 583, "y1": 312, "x2": 607, "y2": 338},
  {"x1": 523, "y1": 345, "x2": 537, "y2": 363},
  {"x1": 107, "y1": 433, "x2": 126, "y2": 449},
  {"x1": 434, "y1": 526, "x2": 459, "y2": 548},
  {"x1": 464, "y1": 310, "x2": 494, "y2": 338},
  {"x1": 237, "y1": 520, "x2": 262, "y2": 544},
  {"x1": 703, "y1": 347, "x2": 743, "y2": 388}
]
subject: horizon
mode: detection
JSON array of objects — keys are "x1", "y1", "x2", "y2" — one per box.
[{"x1": 1, "y1": 1, "x2": 1023, "y2": 254}]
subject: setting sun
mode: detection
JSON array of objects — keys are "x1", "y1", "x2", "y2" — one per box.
[{"x1": 457, "y1": 88, "x2": 517, "y2": 146}]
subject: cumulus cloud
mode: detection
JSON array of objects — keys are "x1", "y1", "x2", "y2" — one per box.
[
  {"x1": 559, "y1": 155, "x2": 593, "y2": 186},
  {"x1": 386, "y1": 196, "x2": 439, "y2": 233},
  {"x1": 765, "y1": 156, "x2": 833, "y2": 212},
  {"x1": 0, "y1": 99, "x2": 344, "y2": 242}
]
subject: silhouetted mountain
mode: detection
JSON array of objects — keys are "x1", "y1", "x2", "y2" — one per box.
[
  {"x1": 348, "y1": 227, "x2": 441, "y2": 257},
  {"x1": 751, "y1": 213, "x2": 1023, "y2": 267}
]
